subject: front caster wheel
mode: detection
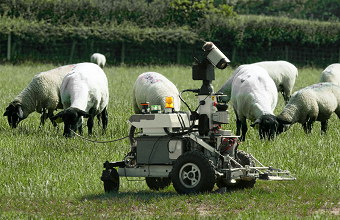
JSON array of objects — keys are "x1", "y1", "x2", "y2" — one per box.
[
  {"x1": 145, "y1": 177, "x2": 171, "y2": 191},
  {"x1": 101, "y1": 168, "x2": 119, "y2": 193},
  {"x1": 171, "y1": 151, "x2": 215, "y2": 194}
]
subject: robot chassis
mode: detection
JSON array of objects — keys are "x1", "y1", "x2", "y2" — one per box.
[{"x1": 101, "y1": 42, "x2": 295, "y2": 194}]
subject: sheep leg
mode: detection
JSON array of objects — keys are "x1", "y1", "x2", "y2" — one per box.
[
  {"x1": 101, "y1": 107, "x2": 108, "y2": 132},
  {"x1": 97, "y1": 114, "x2": 102, "y2": 126},
  {"x1": 302, "y1": 118, "x2": 313, "y2": 133},
  {"x1": 48, "y1": 110, "x2": 58, "y2": 127},
  {"x1": 235, "y1": 113, "x2": 242, "y2": 136},
  {"x1": 321, "y1": 120, "x2": 328, "y2": 134},
  {"x1": 78, "y1": 125, "x2": 83, "y2": 135},
  {"x1": 87, "y1": 116, "x2": 94, "y2": 135},
  {"x1": 240, "y1": 119, "x2": 248, "y2": 141},
  {"x1": 39, "y1": 108, "x2": 48, "y2": 128}
]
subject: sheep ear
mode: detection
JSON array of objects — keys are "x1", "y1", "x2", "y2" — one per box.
[
  {"x1": 77, "y1": 110, "x2": 91, "y2": 118},
  {"x1": 4, "y1": 104, "x2": 24, "y2": 118},
  {"x1": 17, "y1": 105, "x2": 24, "y2": 119},
  {"x1": 250, "y1": 119, "x2": 261, "y2": 127},
  {"x1": 4, "y1": 104, "x2": 15, "y2": 116},
  {"x1": 51, "y1": 111, "x2": 64, "y2": 122}
]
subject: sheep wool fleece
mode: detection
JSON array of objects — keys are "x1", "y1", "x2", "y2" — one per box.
[
  {"x1": 320, "y1": 63, "x2": 340, "y2": 86},
  {"x1": 278, "y1": 82, "x2": 340, "y2": 124},
  {"x1": 60, "y1": 63, "x2": 109, "y2": 114},
  {"x1": 13, "y1": 64, "x2": 75, "y2": 118},
  {"x1": 231, "y1": 64, "x2": 278, "y2": 122},
  {"x1": 133, "y1": 72, "x2": 180, "y2": 113}
]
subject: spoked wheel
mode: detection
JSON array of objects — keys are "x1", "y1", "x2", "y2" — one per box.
[
  {"x1": 171, "y1": 151, "x2": 215, "y2": 194},
  {"x1": 145, "y1": 177, "x2": 171, "y2": 191},
  {"x1": 216, "y1": 150, "x2": 256, "y2": 189},
  {"x1": 101, "y1": 168, "x2": 120, "y2": 193}
]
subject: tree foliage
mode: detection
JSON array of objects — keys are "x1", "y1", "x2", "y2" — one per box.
[{"x1": 231, "y1": 0, "x2": 339, "y2": 21}]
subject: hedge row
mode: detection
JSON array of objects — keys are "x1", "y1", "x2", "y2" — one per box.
[
  {"x1": 0, "y1": 16, "x2": 199, "y2": 44},
  {"x1": 1, "y1": 15, "x2": 339, "y2": 48},
  {"x1": 198, "y1": 15, "x2": 340, "y2": 49},
  {"x1": 1, "y1": 15, "x2": 339, "y2": 65}
]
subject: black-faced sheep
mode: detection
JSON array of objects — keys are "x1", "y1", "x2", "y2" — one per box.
[
  {"x1": 51, "y1": 63, "x2": 109, "y2": 137},
  {"x1": 277, "y1": 82, "x2": 340, "y2": 134},
  {"x1": 320, "y1": 63, "x2": 340, "y2": 86},
  {"x1": 230, "y1": 64, "x2": 279, "y2": 141},
  {"x1": 132, "y1": 72, "x2": 180, "y2": 113},
  {"x1": 90, "y1": 53, "x2": 106, "y2": 68},
  {"x1": 3, "y1": 64, "x2": 75, "y2": 128}
]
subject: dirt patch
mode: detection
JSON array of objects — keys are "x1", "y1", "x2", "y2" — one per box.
[{"x1": 315, "y1": 201, "x2": 339, "y2": 216}]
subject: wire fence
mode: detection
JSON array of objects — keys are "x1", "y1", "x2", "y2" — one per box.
[{"x1": 0, "y1": 36, "x2": 339, "y2": 67}]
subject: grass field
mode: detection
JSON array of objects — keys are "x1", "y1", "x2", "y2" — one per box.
[{"x1": 0, "y1": 64, "x2": 339, "y2": 219}]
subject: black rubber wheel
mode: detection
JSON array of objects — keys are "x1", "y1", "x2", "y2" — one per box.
[
  {"x1": 216, "y1": 150, "x2": 256, "y2": 189},
  {"x1": 145, "y1": 177, "x2": 171, "y2": 191},
  {"x1": 171, "y1": 151, "x2": 215, "y2": 194},
  {"x1": 101, "y1": 168, "x2": 120, "y2": 193}
]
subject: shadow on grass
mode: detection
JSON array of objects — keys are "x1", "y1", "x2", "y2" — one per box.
[
  {"x1": 82, "y1": 186, "x2": 261, "y2": 202},
  {"x1": 83, "y1": 190, "x2": 178, "y2": 202}
]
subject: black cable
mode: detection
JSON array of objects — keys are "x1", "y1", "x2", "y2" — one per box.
[{"x1": 179, "y1": 89, "x2": 199, "y2": 112}]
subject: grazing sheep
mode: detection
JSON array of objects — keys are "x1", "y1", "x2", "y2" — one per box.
[
  {"x1": 90, "y1": 53, "x2": 106, "y2": 68},
  {"x1": 320, "y1": 63, "x2": 340, "y2": 86},
  {"x1": 51, "y1": 63, "x2": 109, "y2": 137},
  {"x1": 276, "y1": 82, "x2": 340, "y2": 134},
  {"x1": 132, "y1": 72, "x2": 180, "y2": 113},
  {"x1": 254, "y1": 61, "x2": 298, "y2": 102},
  {"x1": 3, "y1": 64, "x2": 75, "y2": 128},
  {"x1": 230, "y1": 64, "x2": 278, "y2": 141},
  {"x1": 218, "y1": 60, "x2": 298, "y2": 103}
]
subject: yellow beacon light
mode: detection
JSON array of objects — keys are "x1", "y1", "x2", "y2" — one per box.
[
  {"x1": 164, "y1": 96, "x2": 174, "y2": 113},
  {"x1": 165, "y1": 96, "x2": 174, "y2": 108}
]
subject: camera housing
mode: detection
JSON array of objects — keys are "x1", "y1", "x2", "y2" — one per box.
[
  {"x1": 203, "y1": 42, "x2": 230, "y2": 70},
  {"x1": 192, "y1": 42, "x2": 230, "y2": 95}
]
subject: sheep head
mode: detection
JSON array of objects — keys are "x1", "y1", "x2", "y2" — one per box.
[
  {"x1": 3, "y1": 103, "x2": 24, "y2": 128},
  {"x1": 250, "y1": 114, "x2": 279, "y2": 140},
  {"x1": 276, "y1": 118, "x2": 292, "y2": 134},
  {"x1": 51, "y1": 107, "x2": 90, "y2": 137}
]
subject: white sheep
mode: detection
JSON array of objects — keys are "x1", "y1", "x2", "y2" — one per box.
[
  {"x1": 3, "y1": 64, "x2": 75, "y2": 128},
  {"x1": 132, "y1": 72, "x2": 180, "y2": 113},
  {"x1": 276, "y1": 82, "x2": 340, "y2": 134},
  {"x1": 218, "y1": 60, "x2": 298, "y2": 103},
  {"x1": 320, "y1": 63, "x2": 340, "y2": 86},
  {"x1": 90, "y1": 53, "x2": 106, "y2": 68},
  {"x1": 51, "y1": 63, "x2": 109, "y2": 137},
  {"x1": 254, "y1": 61, "x2": 298, "y2": 102},
  {"x1": 230, "y1": 64, "x2": 278, "y2": 141}
]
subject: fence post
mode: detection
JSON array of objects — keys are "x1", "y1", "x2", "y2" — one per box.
[
  {"x1": 7, "y1": 32, "x2": 11, "y2": 61},
  {"x1": 121, "y1": 41, "x2": 125, "y2": 64},
  {"x1": 69, "y1": 40, "x2": 77, "y2": 63},
  {"x1": 285, "y1": 45, "x2": 289, "y2": 60},
  {"x1": 232, "y1": 47, "x2": 236, "y2": 62},
  {"x1": 177, "y1": 42, "x2": 181, "y2": 64}
]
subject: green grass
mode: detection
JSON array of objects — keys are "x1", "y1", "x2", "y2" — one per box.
[{"x1": 0, "y1": 64, "x2": 339, "y2": 219}]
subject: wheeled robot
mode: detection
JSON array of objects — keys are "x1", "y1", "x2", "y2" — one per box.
[{"x1": 101, "y1": 42, "x2": 295, "y2": 194}]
